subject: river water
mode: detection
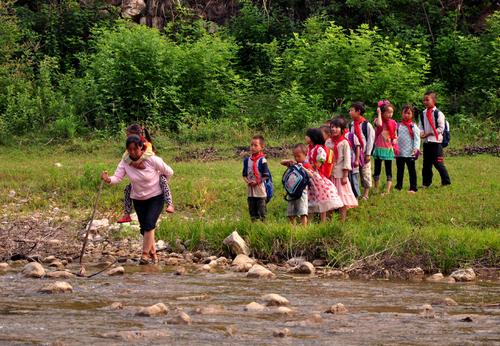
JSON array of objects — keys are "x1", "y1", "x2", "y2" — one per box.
[{"x1": 1, "y1": 264, "x2": 500, "y2": 345}]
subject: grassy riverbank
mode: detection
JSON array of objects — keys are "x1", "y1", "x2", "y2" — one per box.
[{"x1": 1, "y1": 136, "x2": 499, "y2": 272}]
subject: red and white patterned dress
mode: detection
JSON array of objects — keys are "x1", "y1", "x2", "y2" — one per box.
[{"x1": 307, "y1": 145, "x2": 344, "y2": 213}]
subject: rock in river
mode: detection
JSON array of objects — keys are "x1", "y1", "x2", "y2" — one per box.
[
  {"x1": 232, "y1": 254, "x2": 255, "y2": 266},
  {"x1": 324, "y1": 303, "x2": 347, "y2": 314},
  {"x1": 38, "y1": 281, "x2": 74, "y2": 294},
  {"x1": 223, "y1": 231, "x2": 250, "y2": 256},
  {"x1": 431, "y1": 298, "x2": 458, "y2": 306},
  {"x1": 21, "y1": 262, "x2": 45, "y2": 278},
  {"x1": 450, "y1": 268, "x2": 476, "y2": 282},
  {"x1": 273, "y1": 328, "x2": 292, "y2": 338},
  {"x1": 244, "y1": 302, "x2": 267, "y2": 311},
  {"x1": 46, "y1": 271, "x2": 75, "y2": 280},
  {"x1": 107, "y1": 266, "x2": 125, "y2": 276},
  {"x1": 259, "y1": 293, "x2": 291, "y2": 307},
  {"x1": 135, "y1": 303, "x2": 169, "y2": 317},
  {"x1": 0, "y1": 263, "x2": 10, "y2": 270},
  {"x1": 192, "y1": 304, "x2": 227, "y2": 315},
  {"x1": 288, "y1": 261, "x2": 315, "y2": 275},
  {"x1": 164, "y1": 312, "x2": 192, "y2": 325},
  {"x1": 246, "y1": 264, "x2": 276, "y2": 279}
]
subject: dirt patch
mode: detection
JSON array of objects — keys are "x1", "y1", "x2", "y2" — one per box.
[
  {"x1": 448, "y1": 145, "x2": 500, "y2": 156},
  {"x1": 175, "y1": 144, "x2": 294, "y2": 162},
  {"x1": 0, "y1": 218, "x2": 81, "y2": 262}
]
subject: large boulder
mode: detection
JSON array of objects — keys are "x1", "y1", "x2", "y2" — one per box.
[
  {"x1": 258, "y1": 294, "x2": 291, "y2": 307},
  {"x1": 223, "y1": 231, "x2": 250, "y2": 256},
  {"x1": 38, "y1": 281, "x2": 74, "y2": 294},
  {"x1": 21, "y1": 262, "x2": 45, "y2": 278},
  {"x1": 246, "y1": 265, "x2": 276, "y2": 279},
  {"x1": 450, "y1": 268, "x2": 476, "y2": 282}
]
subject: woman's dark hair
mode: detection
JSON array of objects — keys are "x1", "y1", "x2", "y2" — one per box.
[
  {"x1": 402, "y1": 104, "x2": 418, "y2": 118},
  {"x1": 126, "y1": 134, "x2": 145, "y2": 152},
  {"x1": 330, "y1": 116, "x2": 347, "y2": 133},
  {"x1": 306, "y1": 127, "x2": 325, "y2": 146},
  {"x1": 380, "y1": 102, "x2": 395, "y2": 115},
  {"x1": 127, "y1": 124, "x2": 155, "y2": 152}
]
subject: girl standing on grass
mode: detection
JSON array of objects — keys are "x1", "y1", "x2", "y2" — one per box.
[
  {"x1": 326, "y1": 116, "x2": 358, "y2": 221},
  {"x1": 101, "y1": 135, "x2": 174, "y2": 264},
  {"x1": 118, "y1": 124, "x2": 174, "y2": 223},
  {"x1": 305, "y1": 128, "x2": 344, "y2": 223},
  {"x1": 395, "y1": 104, "x2": 421, "y2": 193},
  {"x1": 373, "y1": 101, "x2": 398, "y2": 196}
]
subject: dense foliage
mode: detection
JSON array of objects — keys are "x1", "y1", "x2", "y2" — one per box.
[{"x1": 0, "y1": 0, "x2": 499, "y2": 142}]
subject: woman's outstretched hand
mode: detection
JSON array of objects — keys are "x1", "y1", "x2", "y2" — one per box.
[{"x1": 100, "y1": 171, "x2": 111, "y2": 183}]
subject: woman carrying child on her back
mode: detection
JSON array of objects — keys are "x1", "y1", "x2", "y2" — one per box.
[
  {"x1": 305, "y1": 128, "x2": 344, "y2": 223},
  {"x1": 101, "y1": 135, "x2": 174, "y2": 264},
  {"x1": 325, "y1": 116, "x2": 358, "y2": 221},
  {"x1": 118, "y1": 124, "x2": 174, "y2": 223},
  {"x1": 373, "y1": 101, "x2": 397, "y2": 196}
]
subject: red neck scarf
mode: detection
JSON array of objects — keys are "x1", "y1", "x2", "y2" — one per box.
[
  {"x1": 400, "y1": 119, "x2": 414, "y2": 139},
  {"x1": 331, "y1": 135, "x2": 348, "y2": 163},
  {"x1": 251, "y1": 151, "x2": 265, "y2": 183},
  {"x1": 354, "y1": 117, "x2": 367, "y2": 150},
  {"x1": 426, "y1": 108, "x2": 439, "y2": 139},
  {"x1": 383, "y1": 118, "x2": 397, "y2": 140}
]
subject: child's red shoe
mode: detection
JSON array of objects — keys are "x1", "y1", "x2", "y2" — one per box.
[
  {"x1": 166, "y1": 205, "x2": 174, "y2": 213},
  {"x1": 117, "y1": 215, "x2": 132, "y2": 223}
]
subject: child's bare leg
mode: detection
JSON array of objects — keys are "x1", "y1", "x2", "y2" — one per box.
[
  {"x1": 386, "y1": 180, "x2": 392, "y2": 194},
  {"x1": 288, "y1": 216, "x2": 296, "y2": 225},
  {"x1": 308, "y1": 212, "x2": 314, "y2": 222},
  {"x1": 363, "y1": 187, "x2": 370, "y2": 198},
  {"x1": 374, "y1": 180, "x2": 379, "y2": 194},
  {"x1": 339, "y1": 206, "x2": 347, "y2": 221},
  {"x1": 300, "y1": 215, "x2": 307, "y2": 226},
  {"x1": 320, "y1": 212, "x2": 326, "y2": 223}
]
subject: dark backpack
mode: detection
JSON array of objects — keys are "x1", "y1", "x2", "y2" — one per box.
[
  {"x1": 281, "y1": 164, "x2": 310, "y2": 201},
  {"x1": 243, "y1": 156, "x2": 274, "y2": 203},
  {"x1": 420, "y1": 109, "x2": 451, "y2": 148}
]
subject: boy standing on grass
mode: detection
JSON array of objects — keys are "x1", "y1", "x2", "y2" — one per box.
[
  {"x1": 419, "y1": 92, "x2": 451, "y2": 188},
  {"x1": 243, "y1": 135, "x2": 270, "y2": 222},
  {"x1": 349, "y1": 102, "x2": 375, "y2": 200}
]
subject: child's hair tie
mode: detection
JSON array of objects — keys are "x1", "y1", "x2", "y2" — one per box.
[{"x1": 377, "y1": 100, "x2": 390, "y2": 107}]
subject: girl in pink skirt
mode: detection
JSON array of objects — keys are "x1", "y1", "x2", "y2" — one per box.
[
  {"x1": 306, "y1": 128, "x2": 344, "y2": 223},
  {"x1": 325, "y1": 116, "x2": 358, "y2": 221}
]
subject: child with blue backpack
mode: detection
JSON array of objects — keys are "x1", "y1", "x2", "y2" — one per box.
[
  {"x1": 242, "y1": 135, "x2": 270, "y2": 222},
  {"x1": 395, "y1": 104, "x2": 421, "y2": 193},
  {"x1": 280, "y1": 143, "x2": 314, "y2": 226}
]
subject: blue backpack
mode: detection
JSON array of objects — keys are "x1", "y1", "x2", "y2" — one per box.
[
  {"x1": 281, "y1": 163, "x2": 310, "y2": 201},
  {"x1": 243, "y1": 156, "x2": 274, "y2": 203}
]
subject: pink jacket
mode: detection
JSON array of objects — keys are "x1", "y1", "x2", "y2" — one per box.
[{"x1": 108, "y1": 156, "x2": 173, "y2": 200}]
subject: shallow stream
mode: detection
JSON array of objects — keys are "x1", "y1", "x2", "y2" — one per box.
[{"x1": 1, "y1": 264, "x2": 500, "y2": 345}]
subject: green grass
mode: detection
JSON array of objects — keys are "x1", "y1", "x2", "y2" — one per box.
[{"x1": 1, "y1": 134, "x2": 499, "y2": 272}]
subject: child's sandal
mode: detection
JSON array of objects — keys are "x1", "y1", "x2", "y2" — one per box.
[
  {"x1": 150, "y1": 253, "x2": 159, "y2": 265},
  {"x1": 139, "y1": 253, "x2": 150, "y2": 265}
]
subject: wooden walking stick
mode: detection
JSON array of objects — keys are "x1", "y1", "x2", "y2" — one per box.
[{"x1": 78, "y1": 179, "x2": 104, "y2": 276}]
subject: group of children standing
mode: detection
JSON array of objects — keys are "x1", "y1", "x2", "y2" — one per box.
[{"x1": 244, "y1": 91, "x2": 451, "y2": 224}]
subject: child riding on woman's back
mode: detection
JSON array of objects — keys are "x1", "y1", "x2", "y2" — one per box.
[{"x1": 118, "y1": 124, "x2": 174, "y2": 223}]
